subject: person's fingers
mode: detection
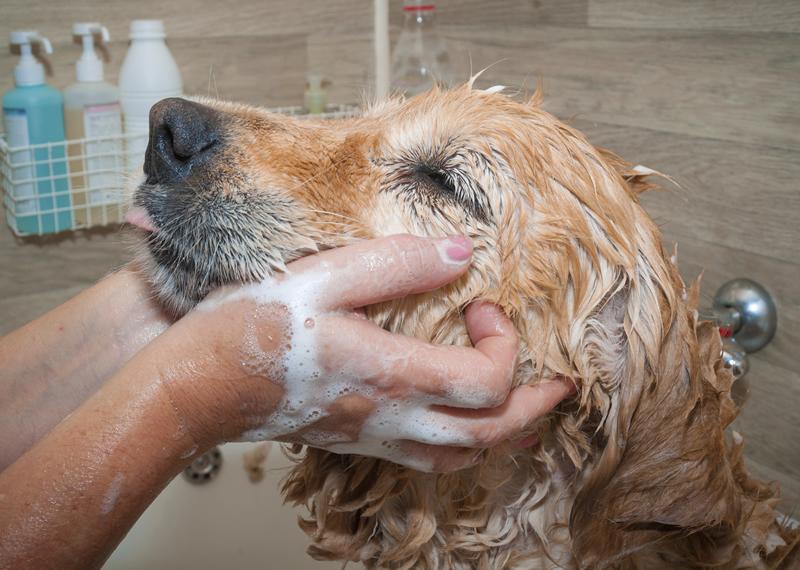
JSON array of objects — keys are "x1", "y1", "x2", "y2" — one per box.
[
  {"x1": 433, "y1": 378, "x2": 577, "y2": 448},
  {"x1": 325, "y1": 439, "x2": 479, "y2": 473},
  {"x1": 288, "y1": 234, "x2": 473, "y2": 311},
  {"x1": 317, "y1": 311, "x2": 518, "y2": 409},
  {"x1": 396, "y1": 441, "x2": 481, "y2": 473},
  {"x1": 510, "y1": 433, "x2": 541, "y2": 450},
  {"x1": 458, "y1": 301, "x2": 519, "y2": 404},
  {"x1": 386, "y1": 377, "x2": 574, "y2": 448}
]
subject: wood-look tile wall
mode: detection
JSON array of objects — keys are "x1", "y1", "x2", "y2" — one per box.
[{"x1": 1, "y1": 1, "x2": 797, "y2": 507}]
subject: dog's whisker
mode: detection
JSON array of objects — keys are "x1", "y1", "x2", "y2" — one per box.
[{"x1": 303, "y1": 208, "x2": 362, "y2": 225}]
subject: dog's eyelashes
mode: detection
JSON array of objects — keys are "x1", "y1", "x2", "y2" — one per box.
[
  {"x1": 378, "y1": 152, "x2": 493, "y2": 224},
  {"x1": 415, "y1": 166, "x2": 456, "y2": 195}
]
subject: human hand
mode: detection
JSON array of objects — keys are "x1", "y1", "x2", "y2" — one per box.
[{"x1": 149, "y1": 235, "x2": 575, "y2": 472}]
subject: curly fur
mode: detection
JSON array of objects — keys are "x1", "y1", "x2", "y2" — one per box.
[{"x1": 131, "y1": 85, "x2": 799, "y2": 568}]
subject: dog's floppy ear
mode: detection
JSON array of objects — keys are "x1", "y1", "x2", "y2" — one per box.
[{"x1": 569, "y1": 283, "x2": 748, "y2": 567}]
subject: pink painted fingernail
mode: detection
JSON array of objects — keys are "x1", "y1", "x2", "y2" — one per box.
[{"x1": 443, "y1": 235, "x2": 472, "y2": 263}]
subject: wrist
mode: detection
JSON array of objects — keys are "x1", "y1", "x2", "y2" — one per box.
[
  {"x1": 139, "y1": 302, "x2": 286, "y2": 449},
  {"x1": 93, "y1": 267, "x2": 172, "y2": 364},
  {"x1": 113, "y1": 337, "x2": 215, "y2": 461}
]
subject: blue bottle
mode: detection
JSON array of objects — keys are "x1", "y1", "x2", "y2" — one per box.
[{"x1": 2, "y1": 31, "x2": 71, "y2": 235}]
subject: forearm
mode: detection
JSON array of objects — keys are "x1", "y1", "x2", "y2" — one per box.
[
  {"x1": 0, "y1": 267, "x2": 170, "y2": 470},
  {"x1": 0, "y1": 347, "x2": 196, "y2": 570}
]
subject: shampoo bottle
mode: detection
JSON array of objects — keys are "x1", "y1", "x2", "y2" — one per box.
[
  {"x1": 2, "y1": 31, "x2": 71, "y2": 235},
  {"x1": 119, "y1": 20, "x2": 183, "y2": 173},
  {"x1": 304, "y1": 73, "x2": 329, "y2": 115},
  {"x1": 64, "y1": 23, "x2": 123, "y2": 227}
]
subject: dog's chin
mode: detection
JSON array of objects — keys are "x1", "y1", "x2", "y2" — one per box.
[
  {"x1": 133, "y1": 229, "x2": 290, "y2": 318},
  {"x1": 127, "y1": 187, "x2": 331, "y2": 317},
  {"x1": 138, "y1": 242, "x2": 262, "y2": 318},
  {"x1": 143, "y1": 258, "x2": 215, "y2": 318},
  {"x1": 138, "y1": 242, "x2": 310, "y2": 318}
]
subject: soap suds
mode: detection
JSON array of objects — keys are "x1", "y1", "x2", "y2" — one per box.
[{"x1": 197, "y1": 265, "x2": 475, "y2": 471}]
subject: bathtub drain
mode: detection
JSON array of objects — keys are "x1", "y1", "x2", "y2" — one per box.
[{"x1": 182, "y1": 447, "x2": 223, "y2": 485}]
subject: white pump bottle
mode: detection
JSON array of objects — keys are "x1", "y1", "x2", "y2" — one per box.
[
  {"x1": 64, "y1": 22, "x2": 123, "y2": 226},
  {"x1": 118, "y1": 20, "x2": 183, "y2": 172}
]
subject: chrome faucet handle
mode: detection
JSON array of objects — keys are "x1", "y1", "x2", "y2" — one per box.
[
  {"x1": 712, "y1": 278, "x2": 777, "y2": 353},
  {"x1": 699, "y1": 278, "x2": 777, "y2": 382},
  {"x1": 720, "y1": 336, "x2": 749, "y2": 381}
]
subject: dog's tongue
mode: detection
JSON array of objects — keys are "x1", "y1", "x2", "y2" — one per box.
[{"x1": 124, "y1": 207, "x2": 157, "y2": 232}]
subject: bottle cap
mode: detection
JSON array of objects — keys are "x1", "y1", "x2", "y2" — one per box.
[
  {"x1": 9, "y1": 30, "x2": 52, "y2": 87},
  {"x1": 73, "y1": 23, "x2": 109, "y2": 82},
  {"x1": 129, "y1": 20, "x2": 166, "y2": 40},
  {"x1": 403, "y1": 1, "x2": 435, "y2": 11}
]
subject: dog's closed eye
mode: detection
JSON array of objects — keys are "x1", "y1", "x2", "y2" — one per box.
[
  {"x1": 414, "y1": 165, "x2": 456, "y2": 195},
  {"x1": 381, "y1": 153, "x2": 493, "y2": 224}
]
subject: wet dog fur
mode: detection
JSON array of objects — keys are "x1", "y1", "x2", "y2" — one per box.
[{"x1": 131, "y1": 84, "x2": 799, "y2": 569}]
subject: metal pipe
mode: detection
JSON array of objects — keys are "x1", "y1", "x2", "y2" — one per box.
[{"x1": 374, "y1": 0, "x2": 391, "y2": 100}]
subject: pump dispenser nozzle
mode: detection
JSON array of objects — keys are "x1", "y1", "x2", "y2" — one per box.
[
  {"x1": 72, "y1": 23, "x2": 110, "y2": 83},
  {"x1": 9, "y1": 30, "x2": 53, "y2": 87}
]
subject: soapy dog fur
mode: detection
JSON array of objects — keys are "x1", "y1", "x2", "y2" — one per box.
[{"x1": 131, "y1": 84, "x2": 799, "y2": 568}]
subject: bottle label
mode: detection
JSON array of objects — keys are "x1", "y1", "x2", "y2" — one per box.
[
  {"x1": 83, "y1": 103, "x2": 123, "y2": 205},
  {"x1": 2, "y1": 107, "x2": 36, "y2": 214}
]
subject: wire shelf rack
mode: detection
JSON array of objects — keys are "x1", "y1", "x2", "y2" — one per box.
[{"x1": 0, "y1": 103, "x2": 361, "y2": 237}]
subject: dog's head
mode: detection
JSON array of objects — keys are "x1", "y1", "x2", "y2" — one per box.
[
  {"x1": 132, "y1": 86, "x2": 646, "y2": 319},
  {"x1": 130, "y1": 86, "x2": 792, "y2": 568}
]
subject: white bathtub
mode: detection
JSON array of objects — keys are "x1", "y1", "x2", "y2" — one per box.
[{"x1": 105, "y1": 443, "x2": 340, "y2": 569}]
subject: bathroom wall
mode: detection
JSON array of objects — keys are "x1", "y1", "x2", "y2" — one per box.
[{"x1": 1, "y1": 0, "x2": 797, "y2": 516}]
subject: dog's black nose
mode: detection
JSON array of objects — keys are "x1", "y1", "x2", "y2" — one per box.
[{"x1": 144, "y1": 98, "x2": 222, "y2": 185}]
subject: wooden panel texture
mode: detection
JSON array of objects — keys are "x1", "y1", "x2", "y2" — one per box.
[
  {"x1": 447, "y1": 26, "x2": 799, "y2": 151},
  {"x1": 589, "y1": 0, "x2": 800, "y2": 33},
  {"x1": 0, "y1": 0, "x2": 797, "y2": 519}
]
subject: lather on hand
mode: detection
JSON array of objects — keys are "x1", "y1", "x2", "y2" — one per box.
[{"x1": 158, "y1": 234, "x2": 575, "y2": 471}]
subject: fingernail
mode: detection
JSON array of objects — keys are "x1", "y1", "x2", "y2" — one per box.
[
  {"x1": 438, "y1": 235, "x2": 472, "y2": 265},
  {"x1": 511, "y1": 434, "x2": 540, "y2": 450}
]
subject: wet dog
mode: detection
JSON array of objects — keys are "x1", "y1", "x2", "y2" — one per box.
[{"x1": 129, "y1": 84, "x2": 798, "y2": 568}]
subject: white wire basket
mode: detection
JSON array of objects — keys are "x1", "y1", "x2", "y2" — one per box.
[{"x1": 0, "y1": 103, "x2": 361, "y2": 237}]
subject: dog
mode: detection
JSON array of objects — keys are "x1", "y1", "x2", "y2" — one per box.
[{"x1": 129, "y1": 84, "x2": 798, "y2": 568}]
